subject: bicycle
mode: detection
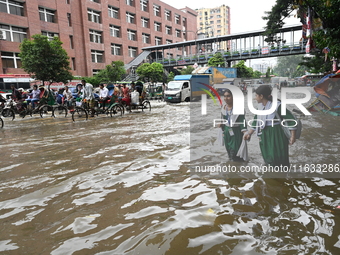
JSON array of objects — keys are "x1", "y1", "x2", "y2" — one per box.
[
  {"x1": 1, "y1": 99, "x2": 29, "y2": 120},
  {"x1": 71, "y1": 100, "x2": 88, "y2": 121},
  {"x1": 95, "y1": 96, "x2": 124, "y2": 117},
  {"x1": 0, "y1": 116, "x2": 3, "y2": 128}
]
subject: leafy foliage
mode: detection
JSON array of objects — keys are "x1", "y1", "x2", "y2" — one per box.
[
  {"x1": 233, "y1": 60, "x2": 253, "y2": 78},
  {"x1": 273, "y1": 55, "x2": 308, "y2": 77},
  {"x1": 207, "y1": 52, "x2": 225, "y2": 67},
  {"x1": 136, "y1": 62, "x2": 164, "y2": 82},
  {"x1": 253, "y1": 70, "x2": 263, "y2": 78},
  {"x1": 82, "y1": 76, "x2": 101, "y2": 87},
  {"x1": 19, "y1": 34, "x2": 73, "y2": 87},
  {"x1": 167, "y1": 72, "x2": 175, "y2": 82},
  {"x1": 96, "y1": 61, "x2": 126, "y2": 83},
  {"x1": 300, "y1": 52, "x2": 332, "y2": 73},
  {"x1": 180, "y1": 66, "x2": 195, "y2": 75},
  {"x1": 263, "y1": 0, "x2": 340, "y2": 63}
]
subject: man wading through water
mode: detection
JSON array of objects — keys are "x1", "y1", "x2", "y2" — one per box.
[{"x1": 82, "y1": 80, "x2": 95, "y2": 117}]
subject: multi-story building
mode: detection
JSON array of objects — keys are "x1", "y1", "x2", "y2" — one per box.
[
  {"x1": 196, "y1": 5, "x2": 230, "y2": 51},
  {"x1": 0, "y1": 0, "x2": 197, "y2": 77}
]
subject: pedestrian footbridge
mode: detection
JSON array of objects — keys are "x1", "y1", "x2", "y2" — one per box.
[{"x1": 125, "y1": 24, "x2": 306, "y2": 71}]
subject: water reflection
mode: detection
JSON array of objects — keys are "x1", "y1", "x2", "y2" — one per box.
[{"x1": 0, "y1": 98, "x2": 340, "y2": 254}]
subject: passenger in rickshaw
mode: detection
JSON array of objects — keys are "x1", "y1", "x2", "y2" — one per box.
[
  {"x1": 130, "y1": 89, "x2": 140, "y2": 106},
  {"x1": 117, "y1": 84, "x2": 123, "y2": 101},
  {"x1": 98, "y1": 83, "x2": 109, "y2": 110},
  {"x1": 10, "y1": 84, "x2": 22, "y2": 102},
  {"x1": 63, "y1": 86, "x2": 73, "y2": 107},
  {"x1": 0, "y1": 93, "x2": 6, "y2": 107},
  {"x1": 28, "y1": 85, "x2": 41, "y2": 109},
  {"x1": 121, "y1": 84, "x2": 131, "y2": 106},
  {"x1": 10, "y1": 84, "x2": 26, "y2": 112}
]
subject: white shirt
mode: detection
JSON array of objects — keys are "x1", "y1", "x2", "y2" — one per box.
[
  {"x1": 83, "y1": 83, "x2": 94, "y2": 100},
  {"x1": 99, "y1": 87, "x2": 109, "y2": 98},
  {"x1": 63, "y1": 89, "x2": 73, "y2": 100}
]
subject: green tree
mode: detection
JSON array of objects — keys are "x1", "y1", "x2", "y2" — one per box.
[
  {"x1": 233, "y1": 60, "x2": 253, "y2": 78},
  {"x1": 207, "y1": 52, "x2": 225, "y2": 67},
  {"x1": 136, "y1": 62, "x2": 164, "y2": 82},
  {"x1": 180, "y1": 66, "x2": 195, "y2": 75},
  {"x1": 82, "y1": 76, "x2": 101, "y2": 87},
  {"x1": 263, "y1": 0, "x2": 340, "y2": 69},
  {"x1": 19, "y1": 34, "x2": 73, "y2": 89},
  {"x1": 96, "y1": 61, "x2": 126, "y2": 83},
  {"x1": 167, "y1": 72, "x2": 175, "y2": 82},
  {"x1": 274, "y1": 55, "x2": 308, "y2": 77},
  {"x1": 253, "y1": 70, "x2": 263, "y2": 78},
  {"x1": 300, "y1": 51, "x2": 332, "y2": 73}
]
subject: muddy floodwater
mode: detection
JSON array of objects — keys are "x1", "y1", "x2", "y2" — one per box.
[{"x1": 1, "y1": 89, "x2": 340, "y2": 255}]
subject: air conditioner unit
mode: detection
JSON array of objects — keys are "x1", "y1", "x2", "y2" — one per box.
[{"x1": 0, "y1": 30, "x2": 6, "y2": 40}]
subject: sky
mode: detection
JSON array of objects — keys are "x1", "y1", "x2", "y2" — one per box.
[
  {"x1": 160, "y1": 0, "x2": 299, "y2": 67},
  {"x1": 161, "y1": 0, "x2": 298, "y2": 34}
]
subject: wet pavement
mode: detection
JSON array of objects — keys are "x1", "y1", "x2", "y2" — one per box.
[{"x1": 1, "y1": 91, "x2": 340, "y2": 254}]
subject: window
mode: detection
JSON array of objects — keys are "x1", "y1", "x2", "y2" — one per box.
[
  {"x1": 71, "y1": 57, "x2": 76, "y2": 70},
  {"x1": 88, "y1": 9, "x2": 100, "y2": 23},
  {"x1": 0, "y1": 24, "x2": 27, "y2": 42},
  {"x1": 42, "y1": 31, "x2": 59, "y2": 41},
  {"x1": 109, "y1": 25, "x2": 120, "y2": 37},
  {"x1": 182, "y1": 17, "x2": 186, "y2": 27},
  {"x1": 89, "y1": 30, "x2": 102, "y2": 43},
  {"x1": 165, "y1": 10, "x2": 171, "y2": 21},
  {"x1": 111, "y1": 44, "x2": 121, "y2": 55},
  {"x1": 175, "y1": 29, "x2": 181, "y2": 38},
  {"x1": 217, "y1": 20, "x2": 221, "y2": 24},
  {"x1": 155, "y1": 37, "x2": 162, "y2": 45},
  {"x1": 0, "y1": 0, "x2": 24, "y2": 16},
  {"x1": 140, "y1": 0, "x2": 148, "y2": 12},
  {"x1": 126, "y1": 0, "x2": 134, "y2": 6},
  {"x1": 165, "y1": 26, "x2": 171, "y2": 35},
  {"x1": 166, "y1": 39, "x2": 172, "y2": 44},
  {"x1": 217, "y1": 15, "x2": 221, "y2": 18},
  {"x1": 175, "y1": 14, "x2": 180, "y2": 24},
  {"x1": 90, "y1": 0, "x2": 100, "y2": 2},
  {"x1": 1, "y1": 52, "x2": 21, "y2": 68},
  {"x1": 128, "y1": 46, "x2": 137, "y2": 57},
  {"x1": 91, "y1": 50, "x2": 103, "y2": 63},
  {"x1": 126, "y1": 12, "x2": 135, "y2": 24},
  {"x1": 66, "y1": 0, "x2": 70, "y2": 4},
  {"x1": 210, "y1": 21, "x2": 214, "y2": 24},
  {"x1": 141, "y1": 17, "x2": 149, "y2": 28},
  {"x1": 67, "y1": 13, "x2": 72, "y2": 26},
  {"x1": 39, "y1": 7, "x2": 55, "y2": 23},
  {"x1": 127, "y1": 29, "x2": 136, "y2": 41},
  {"x1": 93, "y1": 69, "x2": 100, "y2": 75},
  {"x1": 108, "y1": 6, "x2": 119, "y2": 19},
  {"x1": 142, "y1": 33, "x2": 150, "y2": 44},
  {"x1": 153, "y1": 4, "x2": 160, "y2": 17},
  {"x1": 154, "y1": 22, "x2": 161, "y2": 32},
  {"x1": 69, "y1": 35, "x2": 73, "y2": 49}
]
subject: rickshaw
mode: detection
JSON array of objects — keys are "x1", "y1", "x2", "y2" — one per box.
[
  {"x1": 146, "y1": 83, "x2": 163, "y2": 101},
  {"x1": 121, "y1": 83, "x2": 151, "y2": 112}
]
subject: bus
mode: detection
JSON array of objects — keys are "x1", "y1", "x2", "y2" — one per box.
[{"x1": 0, "y1": 74, "x2": 34, "y2": 93}]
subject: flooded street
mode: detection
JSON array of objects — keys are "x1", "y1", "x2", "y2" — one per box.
[{"x1": 1, "y1": 89, "x2": 340, "y2": 255}]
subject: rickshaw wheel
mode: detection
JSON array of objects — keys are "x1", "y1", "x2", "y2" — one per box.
[{"x1": 142, "y1": 101, "x2": 151, "y2": 111}]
